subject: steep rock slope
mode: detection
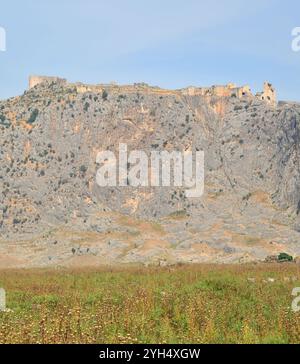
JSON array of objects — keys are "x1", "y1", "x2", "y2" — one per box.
[{"x1": 1, "y1": 81, "x2": 300, "y2": 267}]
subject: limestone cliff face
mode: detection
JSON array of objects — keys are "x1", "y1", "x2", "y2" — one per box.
[{"x1": 0, "y1": 79, "x2": 299, "y2": 268}]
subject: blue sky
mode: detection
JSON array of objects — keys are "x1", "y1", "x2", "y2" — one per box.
[{"x1": 0, "y1": 0, "x2": 300, "y2": 100}]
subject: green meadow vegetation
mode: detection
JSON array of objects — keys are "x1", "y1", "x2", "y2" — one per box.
[{"x1": 0, "y1": 264, "x2": 300, "y2": 344}]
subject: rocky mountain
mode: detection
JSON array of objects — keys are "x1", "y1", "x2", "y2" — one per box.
[{"x1": 1, "y1": 77, "x2": 300, "y2": 268}]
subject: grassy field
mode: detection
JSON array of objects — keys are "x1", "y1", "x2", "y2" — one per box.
[{"x1": 0, "y1": 264, "x2": 300, "y2": 344}]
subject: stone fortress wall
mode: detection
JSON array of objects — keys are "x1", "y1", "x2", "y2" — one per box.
[
  {"x1": 29, "y1": 75, "x2": 67, "y2": 89},
  {"x1": 28, "y1": 76, "x2": 277, "y2": 106}
]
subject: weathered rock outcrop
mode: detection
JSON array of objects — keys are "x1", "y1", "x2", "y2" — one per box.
[{"x1": 0, "y1": 78, "x2": 299, "y2": 268}]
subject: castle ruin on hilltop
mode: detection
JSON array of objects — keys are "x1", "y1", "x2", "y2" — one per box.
[
  {"x1": 181, "y1": 82, "x2": 276, "y2": 105},
  {"x1": 29, "y1": 75, "x2": 67, "y2": 89},
  {"x1": 28, "y1": 76, "x2": 277, "y2": 106}
]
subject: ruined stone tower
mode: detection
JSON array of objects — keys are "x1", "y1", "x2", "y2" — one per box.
[
  {"x1": 29, "y1": 75, "x2": 67, "y2": 89},
  {"x1": 256, "y1": 82, "x2": 276, "y2": 106}
]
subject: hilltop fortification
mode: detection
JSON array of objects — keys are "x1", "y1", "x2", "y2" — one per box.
[
  {"x1": 28, "y1": 76, "x2": 277, "y2": 106},
  {"x1": 29, "y1": 75, "x2": 67, "y2": 89}
]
